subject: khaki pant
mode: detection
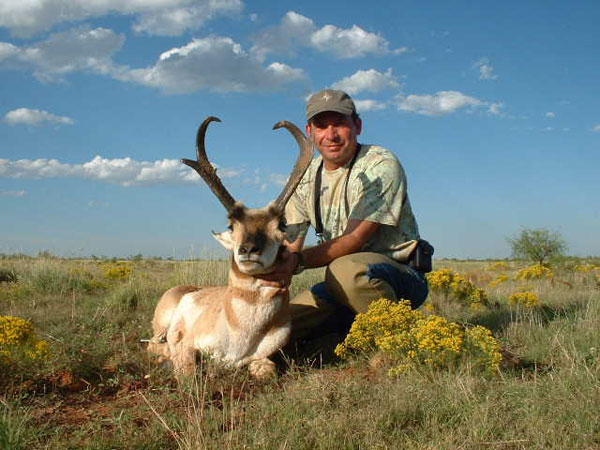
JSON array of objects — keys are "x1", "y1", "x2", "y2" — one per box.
[{"x1": 290, "y1": 252, "x2": 428, "y2": 340}]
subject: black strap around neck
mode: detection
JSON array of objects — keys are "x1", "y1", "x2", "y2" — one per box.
[{"x1": 313, "y1": 145, "x2": 361, "y2": 242}]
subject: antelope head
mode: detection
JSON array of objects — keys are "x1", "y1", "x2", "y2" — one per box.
[{"x1": 182, "y1": 116, "x2": 313, "y2": 275}]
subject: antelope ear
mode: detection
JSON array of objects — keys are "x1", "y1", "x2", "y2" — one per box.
[{"x1": 212, "y1": 230, "x2": 235, "y2": 251}]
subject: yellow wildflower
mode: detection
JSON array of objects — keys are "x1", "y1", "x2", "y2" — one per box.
[
  {"x1": 509, "y1": 291, "x2": 540, "y2": 308},
  {"x1": 427, "y1": 269, "x2": 488, "y2": 307},
  {"x1": 335, "y1": 298, "x2": 501, "y2": 375},
  {"x1": 489, "y1": 261, "x2": 509, "y2": 271},
  {"x1": 104, "y1": 264, "x2": 133, "y2": 281},
  {"x1": 573, "y1": 264, "x2": 599, "y2": 273},
  {"x1": 489, "y1": 274, "x2": 509, "y2": 288},
  {"x1": 515, "y1": 264, "x2": 553, "y2": 280},
  {"x1": 0, "y1": 315, "x2": 51, "y2": 365}
]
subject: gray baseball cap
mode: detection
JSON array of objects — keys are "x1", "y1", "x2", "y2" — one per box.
[{"x1": 306, "y1": 89, "x2": 356, "y2": 121}]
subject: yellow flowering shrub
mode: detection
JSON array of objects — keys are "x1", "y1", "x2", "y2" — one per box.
[
  {"x1": 103, "y1": 264, "x2": 133, "y2": 281},
  {"x1": 489, "y1": 274, "x2": 509, "y2": 288},
  {"x1": 0, "y1": 315, "x2": 50, "y2": 366},
  {"x1": 489, "y1": 261, "x2": 509, "y2": 271},
  {"x1": 573, "y1": 264, "x2": 599, "y2": 273},
  {"x1": 509, "y1": 291, "x2": 540, "y2": 308},
  {"x1": 515, "y1": 264, "x2": 553, "y2": 280},
  {"x1": 335, "y1": 299, "x2": 502, "y2": 376},
  {"x1": 427, "y1": 269, "x2": 488, "y2": 307},
  {"x1": 422, "y1": 302, "x2": 436, "y2": 313}
]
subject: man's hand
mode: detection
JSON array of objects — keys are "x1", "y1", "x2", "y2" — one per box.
[{"x1": 257, "y1": 249, "x2": 299, "y2": 289}]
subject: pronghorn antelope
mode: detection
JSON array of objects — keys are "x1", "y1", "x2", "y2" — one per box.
[{"x1": 148, "y1": 116, "x2": 313, "y2": 379}]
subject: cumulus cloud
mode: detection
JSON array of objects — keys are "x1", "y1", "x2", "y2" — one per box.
[
  {"x1": 0, "y1": 27, "x2": 125, "y2": 82},
  {"x1": 251, "y1": 11, "x2": 405, "y2": 60},
  {"x1": 132, "y1": 0, "x2": 243, "y2": 36},
  {"x1": 0, "y1": 189, "x2": 25, "y2": 197},
  {"x1": 3, "y1": 108, "x2": 74, "y2": 126},
  {"x1": 354, "y1": 99, "x2": 387, "y2": 112},
  {"x1": 0, "y1": 0, "x2": 243, "y2": 37},
  {"x1": 118, "y1": 36, "x2": 306, "y2": 93},
  {"x1": 1, "y1": 29, "x2": 306, "y2": 93},
  {"x1": 331, "y1": 69, "x2": 400, "y2": 95},
  {"x1": 474, "y1": 58, "x2": 498, "y2": 80},
  {"x1": 394, "y1": 91, "x2": 483, "y2": 116},
  {"x1": 0, "y1": 156, "x2": 295, "y2": 191},
  {"x1": 593, "y1": 125, "x2": 600, "y2": 133}
]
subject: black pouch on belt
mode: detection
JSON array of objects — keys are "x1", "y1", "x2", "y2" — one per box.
[{"x1": 408, "y1": 239, "x2": 434, "y2": 273}]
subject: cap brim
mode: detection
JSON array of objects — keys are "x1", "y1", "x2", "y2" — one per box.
[{"x1": 306, "y1": 106, "x2": 355, "y2": 121}]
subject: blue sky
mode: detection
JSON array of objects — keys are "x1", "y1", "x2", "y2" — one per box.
[{"x1": 1, "y1": 0, "x2": 598, "y2": 259}]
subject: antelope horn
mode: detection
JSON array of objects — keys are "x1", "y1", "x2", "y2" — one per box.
[
  {"x1": 272, "y1": 120, "x2": 314, "y2": 212},
  {"x1": 181, "y1": 116, "x2": 237, "y2": 212}
]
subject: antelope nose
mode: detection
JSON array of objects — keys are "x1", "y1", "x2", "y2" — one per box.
[{"x1": 239, "y1": 243, "x2": 260, "y2": 255}]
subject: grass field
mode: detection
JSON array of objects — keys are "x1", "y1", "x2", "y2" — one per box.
[{"x1": 0, "y1": 255, "x2": 599, "y2": 449}]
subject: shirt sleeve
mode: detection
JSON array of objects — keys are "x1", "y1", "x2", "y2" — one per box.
[{"x1": 347, "y1": 157, "x2": 405, "y2": 227}]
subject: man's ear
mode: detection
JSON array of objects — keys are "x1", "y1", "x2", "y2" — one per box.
[
  {"x1": 212, "y1": 230, "x2": 235, "y2": 251},
  {"x1": 355, "y1": 117, "x2": 362, "y2": 136}
]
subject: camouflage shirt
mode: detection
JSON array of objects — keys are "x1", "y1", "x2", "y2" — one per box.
[{"x1": 285, "y1": 144, "x2": 421, "y2": 262}]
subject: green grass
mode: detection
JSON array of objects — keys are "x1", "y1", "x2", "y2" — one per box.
[{"x1": 0, "y1": 256, "x2": 598, "y2": 449}]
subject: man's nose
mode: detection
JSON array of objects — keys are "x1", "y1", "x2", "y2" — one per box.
[{"x1": 324, "y1": 124, "x2": 338, "y2": 140}]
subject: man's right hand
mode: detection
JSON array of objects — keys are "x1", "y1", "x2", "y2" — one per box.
[{"x1": 256, "y1": 249, "x2": 299, "y2": 288}]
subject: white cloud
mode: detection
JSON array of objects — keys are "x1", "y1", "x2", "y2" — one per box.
[
  {"x1": 592, "y1": 125, "x2": 600, "y2": 133},
  {"x1": 545, "y1": 112, "x2": 556, "y2": 118},
  {"x1": 1, "y1": 29, "x2": 306, "y2": 93},
  {"x1": 251, "y1": 11, "x2": 404, "y2": 60},
  {"x1": 311, "y1": 24, "x2": 401, "y2": 59},
  {"x1": 268, "y1": 173, "x2": 288, "y2": 187},
  {"x1": 118, "y1": 36, "x2": 306, "y2": 93},
  {"x1": 0, "y1": 27, "x2": 124, "y2": 82},
  {"x1": 0, "y1": 42, "x2": 19, "y2": 61},
  {"x1": 395, "y1": 91, "x2": 483, "y2": 116},
  {"x1": 474, "y1": 58, "x2": 498, "y2": 80},
  {"x1": 3, "y1": 108, "x2": 74, "y2": 126},
  {"x1": 488, "y1": 102, "x2": 503, "y2": 116},
  {"x1": 0, "y1": 156, "x2": 271, "y2": 187},
  {"x1": 0, "y1": 189, "x2": 25, "y2": 197},
  {"x1": 0, "y1": 0, "x2": 243, "y2": 37},
  {"x1": 354, "y1": 99, "x2": 387, "y2": 112},
  {"x1": 331, "y1": 69, "x2": 400, "y2": 95},
  {"x1": 132, "y1": 0, "x2": 243, "y2": 36}
]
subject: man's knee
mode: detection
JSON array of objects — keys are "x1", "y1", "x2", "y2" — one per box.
[
  {"x1": 325, "y1": 253, "x2": 398, "y2": 313},
  {"x1": 325, "y1": 252, "x2": 428, "y2": 313}
]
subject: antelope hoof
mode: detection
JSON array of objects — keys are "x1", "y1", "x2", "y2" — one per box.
[{"x1": 248, "y1": 359, "x2": 277, "y2": 380}]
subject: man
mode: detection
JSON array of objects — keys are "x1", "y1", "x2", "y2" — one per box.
[{"x1": 267, "y1": 89, "x2": 429, "y2": 339}]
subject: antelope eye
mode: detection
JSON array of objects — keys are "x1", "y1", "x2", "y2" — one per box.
[{"x1": 277, "y1": 220, "x2": 287, "y2": 231}]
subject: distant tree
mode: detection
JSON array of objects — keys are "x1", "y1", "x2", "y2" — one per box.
[
  {"x1": 508, "y1": 228, "x2": 567, "y2": 265},
  {"x1": 130, "y1": 253, "x2": 143, "y2": 262},
  {"x1": 37, "y1": 250, "x2": 56, "y2": 259}
]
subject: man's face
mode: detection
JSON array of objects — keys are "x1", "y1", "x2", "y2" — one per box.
[{"x1": 306, "y1": 111, "x2": 362, "y2": 169}]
